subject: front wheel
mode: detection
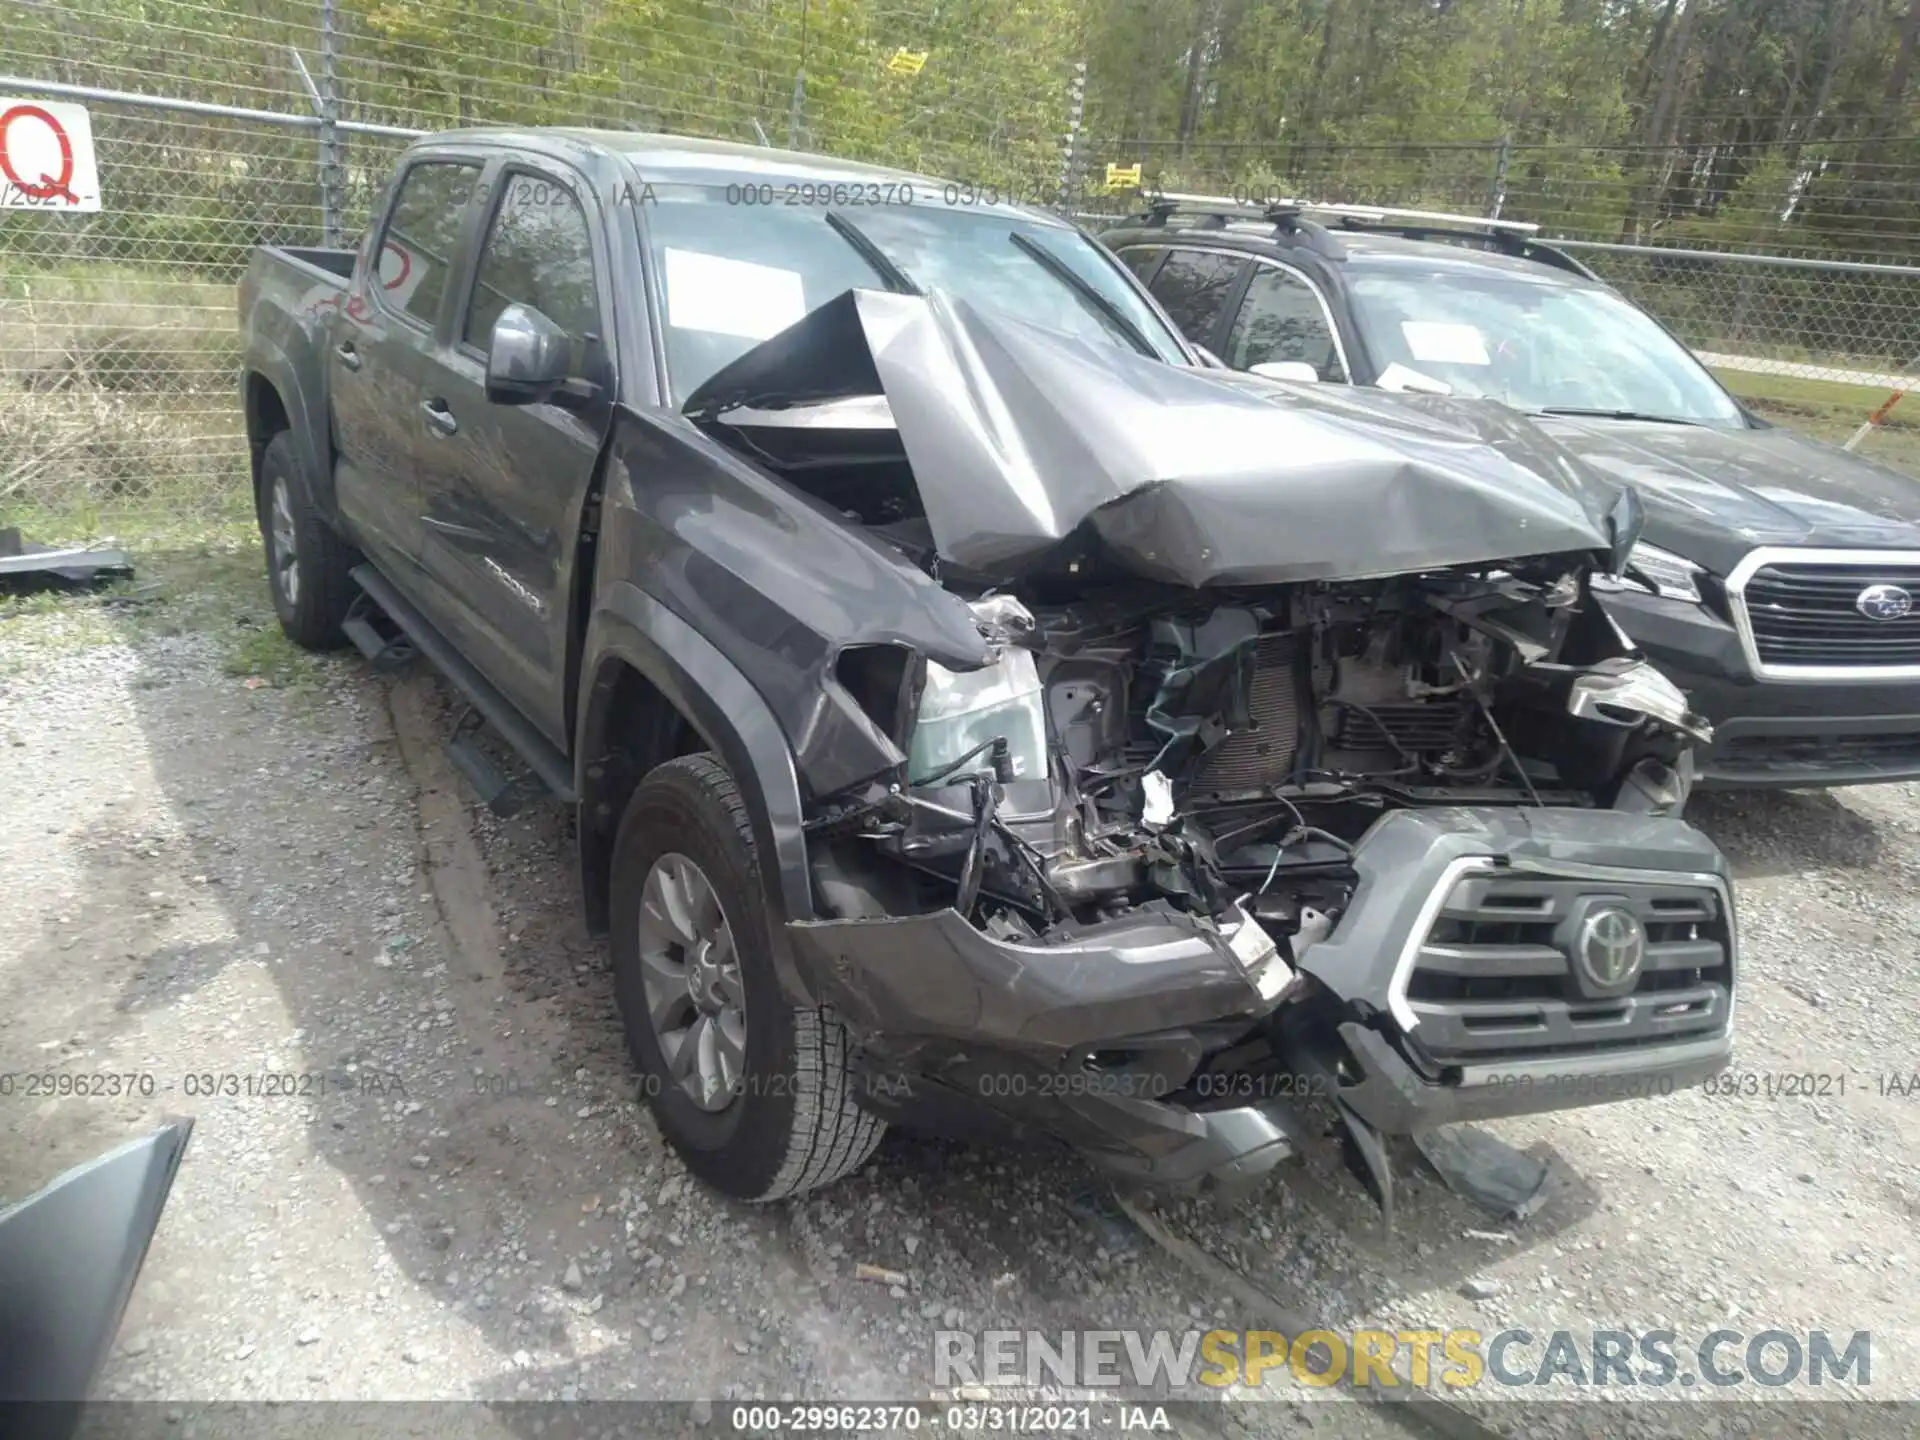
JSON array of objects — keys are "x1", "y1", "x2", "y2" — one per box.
[{"x1": 609, "y1": 753, "x2": 884, "y2": 1200}]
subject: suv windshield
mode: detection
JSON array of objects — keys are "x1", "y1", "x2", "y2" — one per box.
[
  {"x1": 642, "y1": 184, "x2": 1189, "y2": 400},
  {"x1": 1348, "y1": 269, "x2": 1747, "y2": 426}
]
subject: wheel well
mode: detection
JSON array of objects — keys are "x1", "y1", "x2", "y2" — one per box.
[
  {"x1": 578, "y1": 658, "x2": 704, "y2": 934},
  {"x1": 245, "y1": 373, "x2": 291, "y2": 496}
]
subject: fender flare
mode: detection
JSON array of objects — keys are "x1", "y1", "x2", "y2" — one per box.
[
  {"x1": 241, "y1": 344, "x2": 332, "y2": 518},
  {"x1": 579, "y1": 583, "x2": 820, "y2": 1007}
]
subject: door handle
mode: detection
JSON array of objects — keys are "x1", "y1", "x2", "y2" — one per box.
[
  {"x1": 334, "y1": 341, "x2": 361, "y2": 372},
  {"x1": 420, "y1": 399, "x2": 458, "y2": 437}
]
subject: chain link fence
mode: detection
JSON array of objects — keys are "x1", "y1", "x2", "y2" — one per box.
[
  {"x1": 1560, "y1": 241, "x2": 1920, "y2": 476},
  {"x1": 5, "y1": 2, "x2": 1920, "y2": 543},
  {"x1": 0, "y1": 0, "x2": 1084, "y2": 541},
  {"x1": 0, "y1": 95, "x2": 385, "y2": 544}
]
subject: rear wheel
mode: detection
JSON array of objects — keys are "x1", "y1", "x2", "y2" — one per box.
[
  {"x1": 259, "y1": 431, "x2": 356, "y2": 650},
  {"x1": 610, "y1": 753, "x2": 884, "y2": 1200}
]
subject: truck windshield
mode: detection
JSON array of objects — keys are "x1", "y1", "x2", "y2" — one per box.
[
  {"x1": 641, "y1": 184, "x2": 1190, "y2": 400},
  {"x1": 1348, "y1": 270, "x2": 1747, "y2": 427}
]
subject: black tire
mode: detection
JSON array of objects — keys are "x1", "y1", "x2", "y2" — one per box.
[
  {"x1": 258, "y1": 430, "x2": 357, "y2": 650},
  {"x1": 610, "y1": 753, "x2": 884, "y2": 1201}
]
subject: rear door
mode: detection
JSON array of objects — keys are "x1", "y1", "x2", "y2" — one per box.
[
  {"x1": 413, "y1": 159, "x2": 617, "y2": 747},
  {"x1": 329, "y1": 156, "x2": 483, "y2": 585}
]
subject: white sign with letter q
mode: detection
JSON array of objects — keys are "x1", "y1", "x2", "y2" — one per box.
[{"x1": 0, "y1": 98, "x2": 102, "y2": 211}]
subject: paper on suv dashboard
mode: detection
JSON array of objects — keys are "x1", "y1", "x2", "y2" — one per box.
[
  {"x1": 664, "y1": 248, "x2": 807, "y2": 340},
  {"x1": 1401, "y1": 320, "x2": 1491, "y2": 366},
  {"x1": 1375, "y1": 361, "x2": 1454, "y2": 395}
]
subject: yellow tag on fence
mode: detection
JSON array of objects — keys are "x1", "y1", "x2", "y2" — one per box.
[
  {"x1": 887, "y1": 49, "x2": 929, "y2": 75},
  {"x1": 1105, "y1": 162, "x2": 1143, "y2": 190}
]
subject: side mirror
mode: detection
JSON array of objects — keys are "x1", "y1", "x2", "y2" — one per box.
[
  {"x1": 486, "y1": 303, "x2": 571, "y2": 405},
  {"x1": 1249, "y1": 360, "x2": 1320, "y2": 384}
]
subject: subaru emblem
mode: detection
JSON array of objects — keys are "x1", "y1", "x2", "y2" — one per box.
[{"x1": 1855, "y1": 584, "x2": 1914, "y2": 621}]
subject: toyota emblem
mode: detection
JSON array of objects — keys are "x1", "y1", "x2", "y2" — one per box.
[
  {"x1": 1855, "y1": 583, "x2": 1914, "y2": 621},
  {"x1": 1575, "y1": 907, "x2": 1646, "y2": 993}
]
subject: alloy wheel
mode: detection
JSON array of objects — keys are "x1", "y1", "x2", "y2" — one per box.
[{"x1": 635, "y1": 852, "x2": 747, "y2": 1112}]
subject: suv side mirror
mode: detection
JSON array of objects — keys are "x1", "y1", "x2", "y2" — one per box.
[
  {"x1": 1249, "y1": 360, "x2": 1320, "y2": 384},
  {"x1": 486, "y1": 303, "x2": 571, "y2": 405}
]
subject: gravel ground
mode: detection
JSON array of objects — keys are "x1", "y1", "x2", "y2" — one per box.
[{"x1": 2, "y1": 553, "x2": 1916, "y2": 1439}]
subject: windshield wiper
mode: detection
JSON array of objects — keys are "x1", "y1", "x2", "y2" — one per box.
[
  {"x1": 822, "y1": 210, "x2": 921, "y2": 295},
  {"x1": 1533, "y1": 406, "x2": 1705, "y2": 426},
  {"x1": 1007, "y1": 230, "x2": 1158, "y2": 358}
]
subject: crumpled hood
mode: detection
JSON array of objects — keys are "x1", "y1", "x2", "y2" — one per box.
[
  {"x1": 1535, "y1": 414, "x2": 1920, "y2": 576},
  {"x1": 685, "y1": 288, "x2": 1638, "y2": 585}
]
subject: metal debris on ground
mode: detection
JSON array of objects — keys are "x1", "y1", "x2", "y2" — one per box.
[
  {"x1": 1411, "y1": 1125, "x2": 1557, "y2": 1222},
  {"x1": 1109, "y1": 1188, "x2": 1509, "y2": 1440},
  {"x1": 1066, "y1": 1185, "x2": 1140, "y2": 1252},
  {"x1": 0, "y1": 527, "x2": 134, "y2": 594}
]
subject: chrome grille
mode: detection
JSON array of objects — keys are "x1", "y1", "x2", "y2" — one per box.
[
  {"x1": 1404, "y1": 871, "x2": 1733, "y2": 1064},
  {"x1": 1733, "y1": 556, "x2": 1920, "y2": 673}
]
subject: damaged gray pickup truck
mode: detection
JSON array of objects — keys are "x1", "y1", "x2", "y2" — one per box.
[{"x1": 239, "y1": 129, "x2": 1736, "y2": 1208}]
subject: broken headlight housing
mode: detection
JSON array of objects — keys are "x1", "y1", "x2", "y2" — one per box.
[
  {"x1": 904, "y1": 597, "x2": 1055, "y2": 814},
  {"x1": 1592, "y1": 541, "x2": 1704, "y2": 604}
]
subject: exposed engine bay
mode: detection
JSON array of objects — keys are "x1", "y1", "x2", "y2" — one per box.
[
  {"x1": 667, "y1": 288, "x2": 1735, "y2": 1197},
  {"x1": 695, "y1": 308, "x2": 1712, "y2": 967},
  {"x1": 813, "y1": 557, "x2": 1710, "y2": 970}
]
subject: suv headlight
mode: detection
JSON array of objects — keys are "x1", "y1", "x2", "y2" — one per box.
[{"x1": 1592, "y1": 542, "x2": 1703, "y2": 603}]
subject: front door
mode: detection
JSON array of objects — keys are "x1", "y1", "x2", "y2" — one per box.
[
  {"x1": 1127, "y1": 245, "x2": 1248, "y2": 355},
  {"x1": 412, "y1": 161, "x2": 616, "y2": 748},
  {"x1": 1220, "y1": 258, "x2": 1351, "y2": 383}
]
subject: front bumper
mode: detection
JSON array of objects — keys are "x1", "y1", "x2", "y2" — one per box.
[
  {"x1": 1320, "y1": 1024, "x2": 1731, "y2": 1134},
  {"x1": 1603, "y1": 589, "x2": 1920, "y2": 787},
  {"x1": 790, "y1": 806, "x2": 1736, "y2": 1190}
]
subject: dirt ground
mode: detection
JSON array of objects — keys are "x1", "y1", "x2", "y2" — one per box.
[{"x1": 3, "y1": 547, "x2": 1916, "y2": 1440}]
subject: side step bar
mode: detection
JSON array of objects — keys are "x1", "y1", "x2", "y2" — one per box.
[
  {"x1": 341, "y1": 592, "x2": 418, "y2": 672},
  {"x1": 349, "y1": 565, "x2": 577, "y2": 805},
  {"x1": 445, "y1": 704, "x2": 535, "y2": 818}
]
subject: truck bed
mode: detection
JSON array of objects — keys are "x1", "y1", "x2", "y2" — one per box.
[
  {"x1": 238, "y1": 244, "x2": 358, "y2": 518},
  {"x1": 275, "y1": 246, "x2": 357, "y2": 282},
  {"x1": 240, "y1": 244, "x2": 355, "y2": 319}
]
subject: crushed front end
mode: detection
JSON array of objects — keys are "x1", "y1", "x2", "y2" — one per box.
[
  {"x1": 686, "y1": 287, "x2": 1738, "y2": 1198},
  {"x1": 788, "y1": 569, "x2": 1734, "y2": 1195}
]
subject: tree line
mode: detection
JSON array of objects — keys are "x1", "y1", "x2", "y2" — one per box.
[
  {"x1": 7, "y1": 0, "x2": 1920, "y2": 264},
  {"x1": 1086, "y1": 0, "x2": 1920, "y2": 260}
]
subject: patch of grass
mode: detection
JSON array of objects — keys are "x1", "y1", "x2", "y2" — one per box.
[
  {"x1": 0, "y1": 531, "x2": 330, "y2": 691},
  {"x1": 1712, "y1": 367, "x2": 1920, "y2": 478},
  {"x1": 220, "y1": 619, "x2": 325, "y2": 688},
  {"x1": 0, "y1": 388, "x2": 248, "y2": 520},
  {"x1": 0, "y1": 589, "x2": 126, "y2": 662},
  {"x1": 123, "y1": 535, "x2": 276, "y2": 640},
  {"x1": 1715, "y1": 368, "x2": 1910, "y2": 421},
  {"x1": 133, "y1": 539, "x2": 335, "y2": 689}
]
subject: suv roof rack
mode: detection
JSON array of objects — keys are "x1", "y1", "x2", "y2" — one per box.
[
  {"x1": 1301, "y1": 200, "x2": 1539, "y2": 236},
  {"x1": 1142, "y1": 191, "x2": 1537, "y2": 232},
  {"x1": 1137, "y1": 192, "x2": 1348, "y2": 258},
  {"x1": 1135, "y1": 192, "x2": 1596, "y2": 279}
]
